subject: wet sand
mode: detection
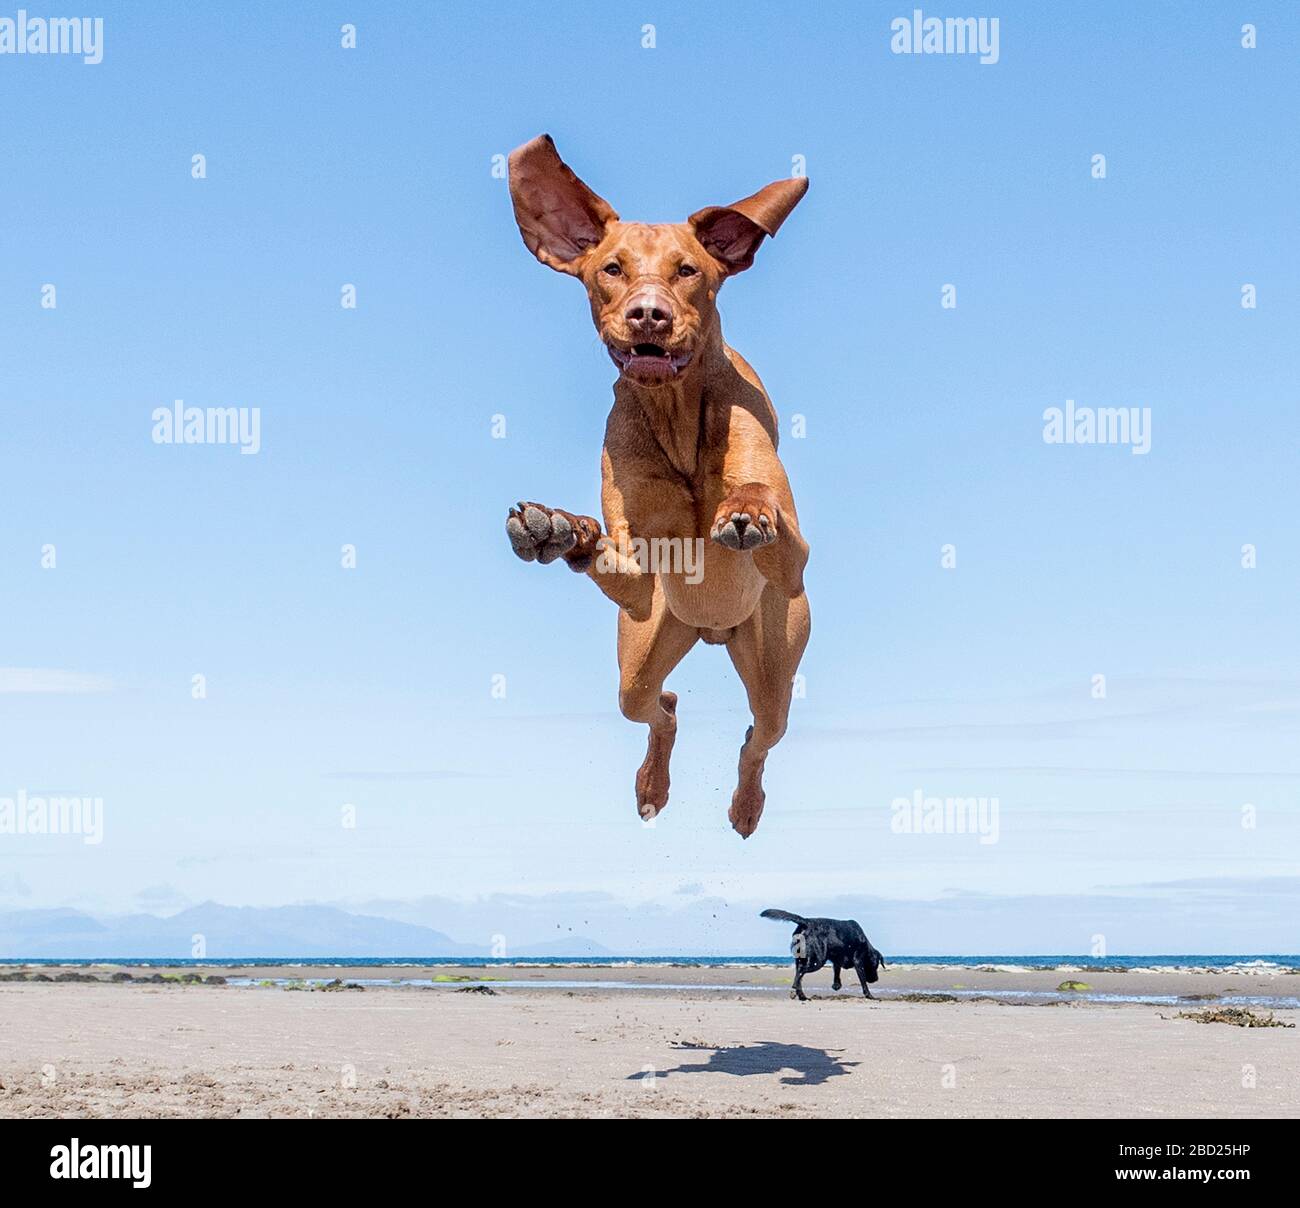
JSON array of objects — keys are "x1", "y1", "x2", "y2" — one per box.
[
  {"x1": 6, "y1": 961, "x2": 1296, "y2": 1002},
  {"x1": 2, "y1": 974, "x2": 1296, "y2": 1118},
  {"x1": 301, "y1": 962, "x2": 1291, "y2": 1002}
]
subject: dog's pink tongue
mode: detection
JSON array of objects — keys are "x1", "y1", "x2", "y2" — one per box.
[{"x1": 627, "y1": 356, "x2": 675, "y2": 382}]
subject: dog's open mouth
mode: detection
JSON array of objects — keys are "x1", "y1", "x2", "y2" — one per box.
[{"x1": 608, "y1": 342, "x2": 693, "y2": 381}]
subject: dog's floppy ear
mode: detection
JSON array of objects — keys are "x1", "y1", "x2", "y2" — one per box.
[
  {"x1": 508, "y1": 134, "x2": 619, "y2": 276},
  {"x1": 689, "y1": 176, "x2": 808, "y2": 275}
]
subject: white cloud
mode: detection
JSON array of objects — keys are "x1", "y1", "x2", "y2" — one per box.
[{"x1": 0, "y1": 668, "x2": 113, "y2": 694}]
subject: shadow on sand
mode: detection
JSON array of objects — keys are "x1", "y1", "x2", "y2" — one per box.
[{"x1": 627, "y1": 1041, "x2": 859, "y2": 1087}]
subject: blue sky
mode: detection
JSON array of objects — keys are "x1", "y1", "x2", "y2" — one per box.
[{"x1": 1, "y1": 2, "x2": 1297, "y2": 954}]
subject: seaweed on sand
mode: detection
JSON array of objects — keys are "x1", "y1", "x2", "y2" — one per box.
[
  {"x1": 1175, "y1": 1007, "x2": 1294, "y2": 1028},
  {"x1": 316, "y1": 978, "x2": 364, "y2": 992}
]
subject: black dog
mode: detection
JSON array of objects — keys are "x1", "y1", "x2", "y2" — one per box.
[{"x1": 761, "y1": 909, "x2": 887, "y2": 1001}]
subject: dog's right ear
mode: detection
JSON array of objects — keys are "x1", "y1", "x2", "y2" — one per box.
[{"x1": 508, "y1": 135, "x2": 619, "y2": 276}]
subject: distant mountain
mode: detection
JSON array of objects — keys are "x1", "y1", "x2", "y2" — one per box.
[{"x1": 0, "y1": 902, "x2": 483, "y2": 959}]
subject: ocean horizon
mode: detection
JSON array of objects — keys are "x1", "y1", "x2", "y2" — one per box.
[{"x1": 4, "y1": 954, "x2": 1298, "y2": 971}]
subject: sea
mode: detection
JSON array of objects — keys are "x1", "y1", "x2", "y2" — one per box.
[
  {"x1": 5, "y1": 952, "x2": 1300, "y2": 1008},
  {"x1": 4, "y1": 954, "x2": 1298, "y2": 971}
]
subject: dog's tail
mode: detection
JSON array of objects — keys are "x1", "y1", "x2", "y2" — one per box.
[{"x1": 760, "y1": 908, "x2": 807, "y2": 926}]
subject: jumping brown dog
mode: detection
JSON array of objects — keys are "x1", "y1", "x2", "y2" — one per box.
[{"x1": 504, "y1": 135, "x2": 811, "y2": 838}]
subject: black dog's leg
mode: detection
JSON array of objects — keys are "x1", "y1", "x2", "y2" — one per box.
[
  {"x1": 854, "y1": 957, "x2": 875, "y2": 999},
  {"x1": 791, "y1": 959, "x2": 808, "y2": 1001},
  {"x1": 831, "y1": 962, "x2": 842, "y2": 991}
]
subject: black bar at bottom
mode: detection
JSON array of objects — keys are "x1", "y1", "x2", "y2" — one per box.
[{"x1": 1, "y1": 1117, "x2": 1290, "y2": 1192}]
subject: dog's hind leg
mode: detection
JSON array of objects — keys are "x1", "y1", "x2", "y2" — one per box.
[
  {"x1": 791, "y1": 960, "x2": 809, "y2": 1001},
  {"x1": 831, "y1": 963, "x2": 842, "y2": 991},
  {"x1": 618, "y1": 581, "x2": 698, "y2": 822},
  {"x1": 724, "y1": 585, "x2": 811, "y2": 837}
]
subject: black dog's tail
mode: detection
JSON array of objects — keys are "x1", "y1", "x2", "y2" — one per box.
[{"x1": 760, "y1": 908, "x2": 807, "y2": 926}]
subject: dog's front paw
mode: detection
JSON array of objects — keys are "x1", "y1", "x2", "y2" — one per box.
[
  {"x1": 506, "y1": 502, "x2": 600, "y2": 571},
  {"x1": 710, "y1": 485, "x2": 780, "y2": 551}
]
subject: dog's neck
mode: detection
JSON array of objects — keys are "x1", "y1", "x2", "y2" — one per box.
[{"x1": 614, "y1": 332, "x2": 733, "y2": 478}]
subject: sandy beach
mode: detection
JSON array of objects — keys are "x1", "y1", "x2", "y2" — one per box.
[{"x1": 3, "y1": 966, "x2": 1297, "y2": 1118}]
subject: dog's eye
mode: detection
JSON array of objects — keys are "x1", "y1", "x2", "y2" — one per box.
[
  {"x1": 602, "y1": 263, "x2": 622, "y2": 277},
  {"x1": 677, "y1": 264, "x2": 698, "y2": 278}
]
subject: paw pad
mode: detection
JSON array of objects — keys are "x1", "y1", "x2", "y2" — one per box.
[
  {"x1": 506, "y1": 503, "x2": 578, "y2": 564},
  {"x1": 711, "y1": 509, "x2": 776, "y2": 551}
]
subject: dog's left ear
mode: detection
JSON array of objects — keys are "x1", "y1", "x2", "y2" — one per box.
[
  {"x1": 508, "y1": 134, "x2": 620, "y2": 276},
  {"x1": 689, "y1": 176, "x2": 808, "y2": 275}
]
